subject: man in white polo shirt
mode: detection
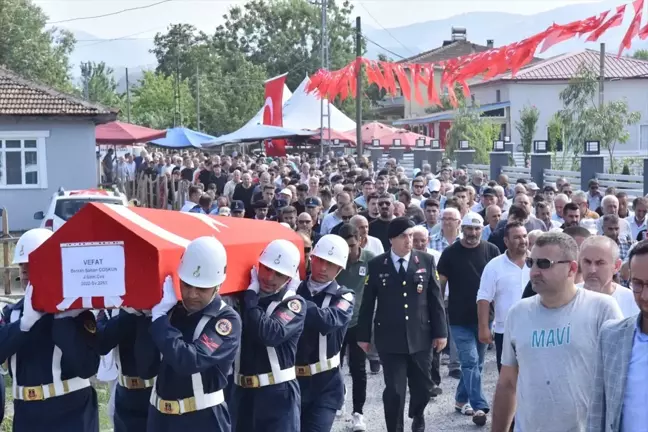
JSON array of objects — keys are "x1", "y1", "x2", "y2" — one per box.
[
  {"x1": 579, "y1": 235, "x2": 639, "y2": 318},
  {"x1": 476, "y1": 221, "x2": 530, "y2": 372}
]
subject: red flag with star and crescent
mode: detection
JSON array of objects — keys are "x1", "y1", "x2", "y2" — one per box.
[{"x1": 263, "y1": 74, "x2": 288, "y2": 157}]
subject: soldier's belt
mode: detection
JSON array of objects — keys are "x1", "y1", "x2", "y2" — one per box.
[
  {"x1": 296, "y1": 353, "x2": 341, "y2": 377},
  {"x1": 150, "y1": 388, "x2": 224, "y2": 415},
  {"x1": 118, "y1": 374, "x2": 155, "y2": 390},
  {"x1": 234, "y1": 367, "x2": 296, "y2": 389},
  {"x1": 14, "y1": 377, "x2": 91, "y2": 401}
]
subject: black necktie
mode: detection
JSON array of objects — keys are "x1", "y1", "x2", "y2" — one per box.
[{"x1": 398, "y1": 258, "x2": 406, "y2": 280}]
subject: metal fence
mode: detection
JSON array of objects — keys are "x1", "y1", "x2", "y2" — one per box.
[
  {"x1": 595, "y1": 173, "x2": 643, "y2": 197},
  {"x1": 543, "y1": 169, "x2": 581, "y2": 189},
  {"x1": 501, "y1": 166, "x2": 531, "y2": 184}
]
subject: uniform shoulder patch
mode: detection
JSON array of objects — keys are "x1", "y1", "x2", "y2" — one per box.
[
  {"x1": 215, "y1": 319, "x2": 232, "y2": 336},
  {"x1": 287, "y1": 299, "x2": 302, "y2": 313}
]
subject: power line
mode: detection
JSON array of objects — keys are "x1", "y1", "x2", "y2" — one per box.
[
  {"x1": 47, "y1": 0, "x2": 173, "y2": 24},
  {"x1": 357, "y1": 1, "x2": 415, "y2": 56},
  {"x1": 361, "y1": 34, "x2": 407, "y2": 60},
  {"x1": 75, "y1": 27, "x2": 165, "y2": 48}
]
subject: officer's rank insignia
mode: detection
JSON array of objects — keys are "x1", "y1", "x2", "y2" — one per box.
[
  {"x1": 288, "y1": 299, "x2": 301, "y2": 313},
  {"x1": 84, "y1": 319, "x2": 97, "y2": 334},
  {"x1": 193, "y1": 266, "x2": 201, "y2": 278},
  {"x1": 215, "y1": 319, "x2": 232, "y2": 336}
]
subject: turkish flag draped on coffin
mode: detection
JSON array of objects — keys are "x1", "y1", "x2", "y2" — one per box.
[
  {"x1": 263, "y1": 73, "x2": 288, "y2": 157},
  {"x1": 29, "y1": 203, "x2": 305, "y2": 312}
]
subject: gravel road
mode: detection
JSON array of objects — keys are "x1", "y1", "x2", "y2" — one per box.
[{"x1": 332, "y1": 350, "x2": 498, "y2": 432}]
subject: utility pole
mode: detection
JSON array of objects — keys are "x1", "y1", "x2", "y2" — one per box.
[
  {"x1": 355, "y1": 16, "x2": 363, "y2": 156},
  {"x1": 599, "y1": 42, "x2": 605, "y2": 107},
  {"x1": 319, "y1": 0, "x2": 331, "y2": 159},
  {"x1": 176, "y1": 53, "x2": 182, "y2": 126},
  {"x1": 125, "y1": 67, "x2": 131, "y2": 123},
  {"x1": 196, "y1": 64, "x2": 201, "y2": 131}
]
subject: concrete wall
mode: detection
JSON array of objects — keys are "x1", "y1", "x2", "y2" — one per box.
[{"x1": 0, "y1": 118, "x2": 97, "y2": 231}]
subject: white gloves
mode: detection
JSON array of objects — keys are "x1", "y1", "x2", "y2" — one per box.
[
  {"x1": 20, "y1": 285, "x2": 44, "y2": 332},
  {"x1": 152, "y1": 276, "x2": 178, "y2": 321},
  {"x1": 247, "y1": 267, "x2": 260, "y2": 294},
  {"x1": 287, "y1": 272, "x2": 301, "y2": 293},
  {"x1": 55, "y1": 309, "x2": 84, "y2": 319}
]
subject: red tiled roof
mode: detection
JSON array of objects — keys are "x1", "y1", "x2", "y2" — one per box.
[
  {"x1": 474, "y1": 49, "x2": 648, "y2": 85},
  {"x1": 0, "y1": 67, "x2": 118, "y2": 118}
]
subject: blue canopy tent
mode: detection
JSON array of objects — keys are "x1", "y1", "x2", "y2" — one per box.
[{"x1": 148, "y1": 127, "x2": 218, "y2": 149}]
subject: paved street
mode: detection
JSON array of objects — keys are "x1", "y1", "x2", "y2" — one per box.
[{"x1": 333, "y1": 350, "x2": 498, "y2": 432}]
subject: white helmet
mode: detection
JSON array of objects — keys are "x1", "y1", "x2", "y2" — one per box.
[
  {"x1": 177, "y1": 237, "x2": 227, "y2": 288},
  {"x1": 13, "y1": 228, "x2": 53, "y2": 264},
  {"x1": 258, "y1": 239, "x2": 301, "y2": 278},
  {"x1": 312, "y1": 234, "x2": 349, "y2": 268}
]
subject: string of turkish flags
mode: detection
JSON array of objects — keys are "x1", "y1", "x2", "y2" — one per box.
[{"x1": 306, "y1": 0, "x2": 645, "y2": 107}]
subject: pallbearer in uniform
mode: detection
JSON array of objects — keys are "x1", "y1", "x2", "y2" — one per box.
[
  {"x1": 0, "y1": 228, "x2": 101, "y2": 432},
  {"x1": 146, "y1": 236, "x2": 241, "y2": 432},
  {"x1": 231, "y1": 239, "x2": 306, "y2": 432},
  {"x1": 357, "y1": 217, "x2": 447, "y2": 432},
  {"x1": 95, "y1": 306, "x2": 159, "y2": 431},
  {"x1": 295, "y1": 234, "x2": 355, "y2": 432}
]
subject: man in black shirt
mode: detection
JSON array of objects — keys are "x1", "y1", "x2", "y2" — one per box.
[
  {"x1": 369, "y1": 193, "x2": 396, "y2": 251},
  {"x1": 359, "y1": 192, "x2": 380, "y2": 224},
  {"x1": 232, "y1": 172, "x2": 255, "y2": 218},
  {"x1": 212, "y1": 164, "x2": 228, "y2": 196},
  {"x1": 437, "y1": 212, "x2": 499, "y2": 427},
  {"x1": 197, "y1": 159, "x2": 217, "y2": 189},
  {"x1": 293, "y1": 184, "x2": 308, "y2": 214}
]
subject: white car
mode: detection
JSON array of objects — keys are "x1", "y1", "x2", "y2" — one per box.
[{"x1": 34, "y1": 187, "x2": 129, "y2": 231}]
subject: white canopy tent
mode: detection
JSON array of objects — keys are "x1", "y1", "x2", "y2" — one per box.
[
  {"x1": 281, "y1": 77, "x2": 356, "y2": 131},
  {"x1": 205, "y1": 124, "x2": 316, "y2": 147},
  {"x1": 242, "y1": 84, "x2": 293, "y2": 127},
  {"x1": 215, "y1": 76, "x2": 356, "y2": 146}
]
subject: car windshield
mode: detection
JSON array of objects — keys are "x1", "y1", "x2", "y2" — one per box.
[{"x1": 55, "y1": 198, "x2": 123, "y2": 221}]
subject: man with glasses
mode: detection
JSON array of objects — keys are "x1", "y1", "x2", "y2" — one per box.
[
  {"x1": 330, "y1": 203, "x2": 357, "y2": 236},
  {"x1": 491, "y1": 232, "x2": 622, "y2": 432},
  {"x1": 587, "y1": 179, "x2": 603, "y2": 210},
  {"x1": 350, "y1": 215, "x2": 384, "y2": 256},
  {"x1": 369, "y1": 193, "x2": 396, "y2": 251},
  {"x1": 587, "y1": 240, "x2": 648, "y2": 432},
  {"x1": 297, "y1": 212, "x2": 321, "y2": 244}
]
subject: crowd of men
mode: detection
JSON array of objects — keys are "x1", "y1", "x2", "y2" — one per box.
[{"x1": 3, "y1": 147, "x2": 648, "y2": 432}]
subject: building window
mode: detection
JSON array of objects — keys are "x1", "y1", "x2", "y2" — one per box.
[
  {"x1": 0, "y1": 131, "x2": 49, "y2": 189},
  {"x1": 496, "y1": 89, "x2": 501, "y2": 103},
  {"x1": 640, "y1": 125, "x2": 648, "y2": 150}
]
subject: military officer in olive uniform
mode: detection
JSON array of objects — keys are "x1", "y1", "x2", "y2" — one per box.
[{"x1": 357, "y1": 217, "x2": 447, "y2": 432}]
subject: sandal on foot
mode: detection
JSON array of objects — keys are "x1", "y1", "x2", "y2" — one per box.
[
  {"x1": 454, "y1": 403, "x2": 474, "y2": 416},
  {"x1": 472, "y1": 410, "x2": 487, "y2": 426}
]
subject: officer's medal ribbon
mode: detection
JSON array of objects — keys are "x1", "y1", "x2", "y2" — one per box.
[{"x1": 417, "y1": 275, "x2": 423, "y2": 294}]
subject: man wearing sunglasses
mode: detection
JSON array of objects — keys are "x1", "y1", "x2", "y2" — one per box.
[
  {"x1": 368, "y1": 193, "x2": 396, "y2": 252},
  {"x1": 491, "y1": 232, "x2": 622, "y2": 432}
]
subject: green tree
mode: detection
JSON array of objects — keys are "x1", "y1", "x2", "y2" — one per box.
[
  {"x1": 79, "y1": 61, "x2": 121, "y2": 108},
  {"x1": 152, "y1": 24, "x2": 210, "y2": 82},
  {"x1": 212, "y1": 0, "x2": 356, "y2": 91},
  {"x1": 445, "y1": 103, "x2": 499, "y2": 164},
  {"x1": 557, "y1": 63, "x2": 641, "y2": 172},
  {"x1": 547, "y1": 114, "x2": 565, "y2": 168},
  {"x1": 129, "y1": 71, "x2": 196, "y2": 130},
  {"x1": 198, "y1": 53, "x2": 267, "y2": 135},
  {"x1": 0, "y1": 0, "x2": 75, "y2": 91},
  {"x1": 632, "y1": 49, "x2": 648, "y2": 60},
  {"x1": 515, "y1": 105, "x2": 540, "y2": 166}
]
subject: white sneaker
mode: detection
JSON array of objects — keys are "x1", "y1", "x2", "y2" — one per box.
[{"x1": 352, "y1": 412, "x2": 366, "y2": 431}]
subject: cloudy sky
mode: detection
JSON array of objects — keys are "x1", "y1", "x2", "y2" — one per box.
[{"x1": 36, "y1": 0, "x2": 602, "y2": 39}]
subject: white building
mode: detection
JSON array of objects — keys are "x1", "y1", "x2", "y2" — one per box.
[{"x1": 470, "y1": 49, "x2": 648, "y2": 153}]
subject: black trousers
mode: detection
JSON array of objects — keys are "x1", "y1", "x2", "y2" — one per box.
[
  {"x1": 495, "y1": 332, "x2": 504, "y2": 373},
  {"x1": 340, "y1": 326, "x2": 367, "y2": 414},
  {"x1": 380, "y1": 349, "x2": 433, "y2": 432},
  {"x1": 430, "y1": 349, "x2": 441, "y2": 386}
]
